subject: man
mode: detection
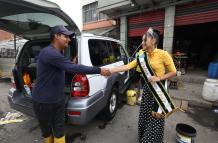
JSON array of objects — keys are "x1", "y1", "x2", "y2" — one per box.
[{"x1": 32, "y1": 25, "x2": 110, "y2": 143}]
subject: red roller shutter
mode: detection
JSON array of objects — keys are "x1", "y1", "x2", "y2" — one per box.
[
  {"x1": 128, "y1": 9, "x2": 165, "y2": 37},
  {"x1": 176, "y1": 0, "x2": 218, "y2": 26}
]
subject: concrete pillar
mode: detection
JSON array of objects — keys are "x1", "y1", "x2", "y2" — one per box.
[
  {"x1": 120, "y1": 16, "x2": 127, "y2": 49},
  {"x1": 163, "y1": 6, "x2": 175, "y2": 54}
]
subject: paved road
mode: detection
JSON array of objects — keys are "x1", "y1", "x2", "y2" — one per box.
[{"x1": 0, "y1": 82, "x2": 218, "y2": 143}]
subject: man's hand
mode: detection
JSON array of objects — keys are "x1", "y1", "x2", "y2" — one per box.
[
  {"x1": 148, "y1": 76, "x2": 160, "y2": 82},
  {"x1": 100, "y1": 68, "x2": 111, "y2": 76}
]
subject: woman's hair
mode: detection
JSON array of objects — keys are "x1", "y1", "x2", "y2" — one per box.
[{"x1": 145, "y1": 27, "x2": 160, "y2": 45}]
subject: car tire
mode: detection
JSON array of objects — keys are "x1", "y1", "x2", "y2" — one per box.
[{"x1": 99, "y1": 87, "x2": 118, "y2": 121}]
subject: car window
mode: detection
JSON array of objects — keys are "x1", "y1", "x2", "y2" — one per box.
[
  {"x1": 20, "y1": 42, "x2": 48, "y2": 67},
  {"x1": 88, "y1": 39, "x2": 127, "y2": 66},
  {"x1": 88, "y1": 39, "x2": 111, "y2": 66},
  {"x1": 109, "y1": 41, "x2": 125, "y2": 62},
  {"x1": 108, "y1": 41, "x2": 128, "y2": 64}
]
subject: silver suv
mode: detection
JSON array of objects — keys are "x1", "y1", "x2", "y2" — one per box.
[{"x1": 1, "y1": 0, "x2": 132, "y2": 125}]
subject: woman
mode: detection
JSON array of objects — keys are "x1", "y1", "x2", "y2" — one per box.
[{"x1": 110, "y1": 28, "x2": 177, "y2": 143}]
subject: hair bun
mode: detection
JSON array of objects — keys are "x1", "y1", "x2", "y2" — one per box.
[{"x1": 153, "y1": 29, "x2": 160, "y2": 36}]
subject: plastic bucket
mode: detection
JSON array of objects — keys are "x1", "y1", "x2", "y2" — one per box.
[
  {"x1": 202, "y1": 79, "x2": 218, "y2": 101},
  {"x1": 208, "y1": 62, "x2": 218, "y2": 79},
  {"x1": 126, "y1": 90, "x2": 137, "y2": 106},
  {"x1": 176, "y1": 123, "x2": 197, "y2": 143}
]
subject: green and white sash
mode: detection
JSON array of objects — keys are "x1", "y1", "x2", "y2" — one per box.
[{"x1": 137, "y1": 52, "x2": 180, "y2": 118}]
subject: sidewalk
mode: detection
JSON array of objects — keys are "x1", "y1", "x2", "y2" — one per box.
[{"x1": 169, "y1": 72, "x2": 218, "y2": 109}]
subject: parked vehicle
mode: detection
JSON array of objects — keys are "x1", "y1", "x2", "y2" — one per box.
[{"x1": 0, "y1": 0, "x2": 132, "y2": 125}]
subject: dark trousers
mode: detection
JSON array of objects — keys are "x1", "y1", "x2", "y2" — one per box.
[{"x1": 33, "y1": 100, "x2": 65, "y2": 138}]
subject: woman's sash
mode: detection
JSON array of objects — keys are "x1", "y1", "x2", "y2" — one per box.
[{"x1": 137, "y1": 52, "x2": 180, "y2": 118}]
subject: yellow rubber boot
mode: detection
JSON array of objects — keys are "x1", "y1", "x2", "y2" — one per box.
[
  {"x1": 54, "y1": 136, "x2": 65, "y2": 143},
  {"x1": 43, "y1": 136, "x2": 53, "y2": 143}
]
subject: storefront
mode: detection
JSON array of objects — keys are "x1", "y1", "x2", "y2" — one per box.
[{"x1": 174, "y1": 0, "x2": 218, "y2": 70}]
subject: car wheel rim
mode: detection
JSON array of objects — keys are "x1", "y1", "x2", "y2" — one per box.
[{"x1": 109, "y1": 93, "x2": 117, "y2": 113}]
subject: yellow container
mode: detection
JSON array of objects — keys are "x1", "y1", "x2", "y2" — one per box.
[{"x1": 126, "y1": 90, "x2": 137, "y2": 105}]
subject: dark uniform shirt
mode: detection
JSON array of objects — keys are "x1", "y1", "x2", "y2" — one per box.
[{"x1": 32, "y1": 45, "x2": 101, "y2": 103}]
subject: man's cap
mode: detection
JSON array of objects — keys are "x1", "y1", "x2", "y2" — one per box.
[{"x1": 50, "y1": 25, "x2": 74, "y2": 36}]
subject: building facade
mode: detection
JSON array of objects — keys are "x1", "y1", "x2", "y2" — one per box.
[
  {"x1": 93, "y1": 0, "x2": 218, "y2": 70},
  {"x1": 82, "y1": 0, "x2": 119, "y2": 38}
]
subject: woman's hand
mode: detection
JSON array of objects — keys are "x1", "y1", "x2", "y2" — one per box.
[
  {"x1": 148, "y1": 76, "x2": 161, "y2": 82},
  {"x1": 110, "y1": 65, "x2": 130, "y2": 74}
]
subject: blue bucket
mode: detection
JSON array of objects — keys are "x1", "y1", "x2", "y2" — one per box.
[{"x1": 208, "y1": 62, "x2": 218, "y2": 79}]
